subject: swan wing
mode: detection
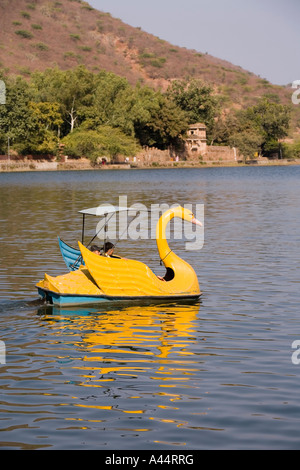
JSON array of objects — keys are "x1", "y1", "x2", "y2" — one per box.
[{"x1": 78, "y1": 242, "x2": 169, "y2": 297}]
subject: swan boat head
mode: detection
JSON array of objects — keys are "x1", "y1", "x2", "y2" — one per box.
[{"x1": 155, "y1": 205, "x2": 202, "y2": 294}]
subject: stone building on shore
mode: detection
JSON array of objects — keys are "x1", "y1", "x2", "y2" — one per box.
[
  {"x1": 185, "y1": 123, "x2": 238, "y2": 163},
  {"x1": 185, "y1": 123, "x2": 207, "y2": 157},
  {"x1": 132, "y1": 123, "x2": 238, "y2": 166}
]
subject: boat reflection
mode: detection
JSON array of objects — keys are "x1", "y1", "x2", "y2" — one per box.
[
  {"x1": 37, "y1": 300, "x2": 201, "y2": 363},
  {"x1": 36, "y1": 301, "x2": 203, "y2": 442}
]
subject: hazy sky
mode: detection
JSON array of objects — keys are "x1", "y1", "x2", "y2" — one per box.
[{"x1": 88, "y1": 0, "x2": 299, "y2": 85}]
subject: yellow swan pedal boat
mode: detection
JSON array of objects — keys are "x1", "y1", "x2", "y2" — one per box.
[{"x1": 36, "y1": 205, "x2": 202, "y2": 307}]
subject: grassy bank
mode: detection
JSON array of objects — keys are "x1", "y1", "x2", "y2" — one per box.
[{"x1": 1, "y1": 158, "x2": 300, "y2": 173}]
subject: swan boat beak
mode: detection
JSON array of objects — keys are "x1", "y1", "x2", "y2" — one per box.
[{"x1": 191, "y1": 217, "x2": 202, "y2": 226}]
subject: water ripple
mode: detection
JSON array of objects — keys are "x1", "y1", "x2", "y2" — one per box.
[{"x1": 1, "y1": 167, "x2": 300, "y2": 449}]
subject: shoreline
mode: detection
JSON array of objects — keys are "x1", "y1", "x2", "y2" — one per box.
[{"x1": 0, "y1": 158, "x2": 300, "y2": 173}]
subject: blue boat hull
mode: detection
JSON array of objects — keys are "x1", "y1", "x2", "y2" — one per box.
[
  {"x1": 37, "y1": 287, "x2": 110, "y2": 307},
  {"x1": 37, "y1": 287, "x2": 201, "y2": 308},
  {"x1": 58, "y1": 237, "x2": 83, "y2": 271}
]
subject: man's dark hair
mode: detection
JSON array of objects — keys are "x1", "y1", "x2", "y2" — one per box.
[
  {"x1": 90, "y1": 244, "x2": 101, "y2": 252},
  {"x1": 102, "y1": 242, "x2": 115, "y2": 252}
]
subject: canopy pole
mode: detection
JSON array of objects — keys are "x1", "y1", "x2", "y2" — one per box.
[
  {"x1": 104, "y1": 213, "x2": 108, "y2": 247},
  {"x1": 81, "y1": 213, "x2": 85, "y2": 245},
  {"x1": 85, "y1": 212, "x2": 114, "y2": 249}
]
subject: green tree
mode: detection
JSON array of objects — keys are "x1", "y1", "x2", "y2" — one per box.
[
  {"x1": 282, "y1": 139, "x2": 300, "y2": 159},
  {"x1": 127, "y1": 85, "x2": 189, "y2": 149},
  {"x1": 25, "y1": 101, "x2": 63, "y2": 154},
  {"x1": 90, "y1": 71, "x2": 130, "y2": 128},
  {"x1": 29, "y1": 101, "x2": 63, "y2": 131},
  {"x1": 135, "y1": 93, "x2": 189, "y2": 149},
  {"x1": 223, "y1": 110, "x2": 263, "y2": 161},
  {"x1": 0, "y1": 76, "x2": 35, "y2": 153},
  {"x1": 30, "y1": 66, "x2": 97, "y2": 135},
  {"x1": 217, "y1": 98, "x2": 291, "y2": 161},
  {"x1": 62, "y1": 124, "x2": 140, "y2": 162},
  {"x1": 245, "y1": 98, "x2": 290, "y2": 156},
  {"x1": 166, "y1": 79, "x2": 219, "y2": 139},
  {"x1": 84, "y1": 79, "x2": 188, "y2": 150},
  {"x1": 229, "y1": 128, "x2": 263, "y2": 161}
]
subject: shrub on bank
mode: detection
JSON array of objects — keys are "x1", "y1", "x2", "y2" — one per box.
[
  {"x1": 62, "y1": 125, "x2": 141, "y2": 163},
  {"x1": 282, "y1": 140, "x2": 300, "y2": 159}
]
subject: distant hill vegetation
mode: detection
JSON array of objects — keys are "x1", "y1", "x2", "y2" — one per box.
[{"x1": 0, "y1": 0, "x2": 299, "y2": 147}]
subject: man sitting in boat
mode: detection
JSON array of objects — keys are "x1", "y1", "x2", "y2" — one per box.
[
  {"x1": 102, "y1": 242, "x2": 115, "y2": 257},
  {"x1": 90, "y1": 245, "x2": 101, "y2": 255},
  {"x1": 90, "y1": 242, "x2": 121, "y2": 259},
  {"x1": 102, "y1": 242, "x2": 122, "y2": 259}
]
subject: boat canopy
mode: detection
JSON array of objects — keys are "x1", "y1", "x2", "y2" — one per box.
[
  {"x1": 79, "y1": 205, "x2": 129, "y2": 217},
  {"x1": 78, "y1": 204, "x2": 148, "y2": 245}
]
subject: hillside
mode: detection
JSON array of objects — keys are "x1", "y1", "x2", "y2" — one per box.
[{"x1": 0, "y1": 0, "x2": 298, "y2": 135}]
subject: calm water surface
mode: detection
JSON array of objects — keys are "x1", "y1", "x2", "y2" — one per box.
[{"x1": 0, "y1": 166, "x2": 300, "y2": 449}]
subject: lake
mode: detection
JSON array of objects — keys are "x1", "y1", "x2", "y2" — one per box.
[{"x1": 0, "y1": 166, "x2": 300, "y2": 450}]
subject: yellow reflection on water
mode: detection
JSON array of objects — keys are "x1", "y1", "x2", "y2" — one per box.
[
  {"x1": 41, "y1": 301, "x2": 200, "y2": 355},
  {"x1": 39, "y1": 301, "x2": 201, "y2": 437},
  {"x1": 39, "y1": 301, "x2": 201, "y2": 386}
]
